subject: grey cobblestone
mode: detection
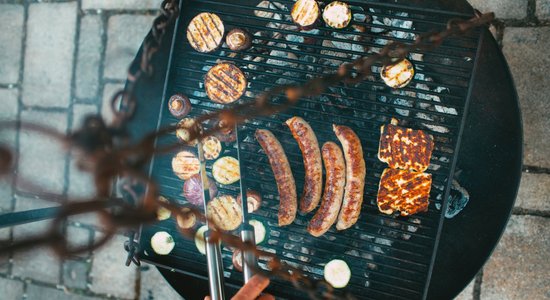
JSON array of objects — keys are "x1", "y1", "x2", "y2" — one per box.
[
  {"x1": 82, "y1": 0, "x2": 163, "y2": 10},
  {"x1": 101, "y1": 83, "x2": 124, "y2": 125},
  {"x1": 502, "y1": 27, "x2": 550, "y2": 168},
  {"x1": 467, "y1": 0, "x2": 528, "y2": 19},
  {"x1": 90, "y1": 234, "x2": 138, "y2": 299},
  {"x1": 454, "y1": 278, "x2": 474, "y2": 300},
  {"x1": 17, "y1": 110, "x2": 68, "y2": 194},
  {"x1": 22, "y1": 2, "x2": 77, "y2": 108},
  {"x1": 104, "y1": 14, "x2": 155, "y2": 80},
  {"x1": 0, "y1": 277, "x2": 24, "y2": 300},
  {"x1": 140, "y1": 266, "x2": 183, "y2": 300},
  {"x1": 0, "y1": 4, "x2": 24, "y2": 84},
  {"x1": 537, "y1": 0, "x2": 550, "y2": 20},
  {"x1": 481, "y1": 216, "x2": 550, "y2": 299},
  {"x1": 63, "y1": 259, "x2": 91, "y2": 290},
  {"x1": 69, "y1": 104, "x2": 99, "y2": 199},
  {"x1": 26, "y1": 284, "x2": 100, "y2": 300},
  {"x1": 0, "y1": 88, "x2": 18, "y2": 210},
  {"x1": 76, "y1": 15, "x2": 104, "y2": 100},
  {"x1": 515, "y1": 173, "x2": 550, "y2": 211},
  {"x1": 0, "y1": 227, "x2": 11, "y2": 274},
  {"x1": 12, "y1": 195, "x2": 61, "y2": 284}
]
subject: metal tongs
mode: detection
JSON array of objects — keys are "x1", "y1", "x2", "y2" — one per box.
[
  {"x1": 235, "y1": 125, "x2": 258, "y2": 283},
  {"x1": 197, "y1": 142, "x2": 226, "y2": 300}
]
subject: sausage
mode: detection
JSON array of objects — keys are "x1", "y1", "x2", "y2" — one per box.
[
  {"x1": 307, "y1": 142, "x2": 346, "y2": 237},
  {"x1": 255, "y1": 129, "x2": 297, "y2": 226},
  {"x1": 333, "y1": 125, "x2": 366, "y2": 230},
  {"x1": 285, "y1": 117, "x2": 323, "y2": 213}
]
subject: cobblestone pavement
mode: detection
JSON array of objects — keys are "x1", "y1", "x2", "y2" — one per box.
[{"x1": 0, "y1": 1, "x2": 548, "y2": 299}]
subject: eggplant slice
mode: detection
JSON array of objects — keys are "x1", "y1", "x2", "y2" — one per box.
[
  {"x1": 186, "y1": 12, "x2": 225, "y2": 53},
  {"x1": 205, "y1": 63, "x2": 247, "y2": 104},
  {"x1": 323, "y1": 1, "x2": 352, "y2": 29},
  {"x1": 291, "y1": 0, "x2": 320, "y2": 28}
]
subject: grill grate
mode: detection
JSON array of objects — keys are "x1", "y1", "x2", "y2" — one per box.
[{"x1": 138, "y1": 1, "x2": 483, "y2": 299}]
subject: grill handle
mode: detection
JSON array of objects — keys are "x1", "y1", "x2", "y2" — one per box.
[
  {"x1": 205, "y1": 230, "x2": 226, "y2": 300},
  {"x1": 240, "y1": 223, "x2": 257, "y2": 283}
]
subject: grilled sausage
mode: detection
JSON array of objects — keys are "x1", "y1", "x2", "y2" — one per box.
[
  {"x1": 285, "y1": 116, "x2": 323, "y2": 213},
  {"x1": 307, "y1": 142, "x2": 345, "y2": 237},
  {"x1": 333, "y1": 125, "x2": 366, "y2": 230},
  {"x1": 255, "y1": 129, "x2": 297, "y2": 226}
]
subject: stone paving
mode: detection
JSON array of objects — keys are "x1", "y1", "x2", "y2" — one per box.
[{"x1": 0, "y1": 1, "x2": 548, "y2": 300}]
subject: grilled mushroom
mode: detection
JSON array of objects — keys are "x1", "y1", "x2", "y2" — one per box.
[
  {"x1": 186, "y1": 13, "x2": 225, "y2": 53},
  {"x1": 214, "y1": 119, "x2": 237, "y2": 143},
  {"x1": 226, "y1": 28, "x2": 252, "y2": 51},
  {"x1": 380, "y1": 58, "x2": 415, "y2": 88},
  {"x1": 236, "y1": 189, "x2": 262, "y2": 213},
  {"x1": 176, "y1": 207, "x2": 197, "y2": 229},
  {"x1": 291, "y1": 0, "x2": 320, "y2": 28},
  {"x1": 176, "y1": 118, "x2": 202, "y2": 146},
  {"x1": 322, "y1": 1, "x2": 352, "y2": 29},
  {"x1": 232, "y1": 249, "x2": 243, "y2": 272},
  {"x1": 168, "y1": 94, "x2": 191, "y2": 118},
  {"x1": 204, "y1": 63, "x2": 247, "y2": 104}
]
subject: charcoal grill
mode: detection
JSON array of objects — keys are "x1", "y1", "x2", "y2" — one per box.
[{"x1": 134, "y1": 1, "x2": 507, "y2": 299}]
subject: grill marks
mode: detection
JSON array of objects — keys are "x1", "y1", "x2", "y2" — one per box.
[
  {"x1": 377, "y1": 120, "x2": 434, "y2": 216},
  {"x1": 378, "y1": 122, "x2": 434, "y2": 172},
  {"x1": 377, "y1": 168, "x2": 432, "y2": 216},
  {"x1": 205, "y1": 63, "x2": 247, "y2": 104},
  {"x1": 206, "y1": 195, "x2": 243, "y2": 231},
  {"x1": 291, "y1": 0, "x2": 320, "y2": 27},
  {"x1": 186, "y1": 13, "x2": 224, "y2": 53}
]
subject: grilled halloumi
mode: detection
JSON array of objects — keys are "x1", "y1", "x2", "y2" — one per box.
[
  {"x1": 377, "y1": 168, "x2": 432, "y2": 216},
  {"x1": 380, "y1": 58, "x2": 415, "y2": 88},
  {"x1": 186, "y1": 12, "x2": 225, "y2": 53},
  {"x1": 204, "y1": 63, "x2": 247, "y2": 104},
  {"x1": 206, "y1": 195, "x2": 242, "y2": 231},
  {"x1": 291, "y1": 0, "x2": 320, "y2": 28},
  {"x1": 378, "y1": 119, "x2": 434, "y2": 172},
  {"x1": 323, "y1": 1, "x2": 352, "y2": 29},
  {"x1": 171, "y1": 150, "x2": 200, "y2": 180},
  {"x1": 212, "y1": 156, "x2": 240, "y2": 185}
]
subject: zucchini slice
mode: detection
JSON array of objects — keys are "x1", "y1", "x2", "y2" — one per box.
[
  {"x1": 324, "y1": 259, "x2": 351, "y2": 288},
  {"x1": 248, "y1": 219, "x2": 267, "y2": 244},
  {"x1": 150, "y1": 231, "x2": 175, "y2": 255},
  {"x1": 194, "y1": 225, "x2": 208, "y2": 255}
]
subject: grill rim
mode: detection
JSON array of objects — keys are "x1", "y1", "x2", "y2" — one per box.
[{"x1": 136, "y1": 1, "x2": 487, "y2": 299}]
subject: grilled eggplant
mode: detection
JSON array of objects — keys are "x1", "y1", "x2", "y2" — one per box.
[
  {"x1": 380, "y1": 58, "x2": 415, "y2": 88},
  {"x1": 324, "y1": 259, "x2": 351, "y2": 288},
  {"x1": 378, "y1": 118, "x2": 434, "y2": 172},
  {"x1": 226, "y1": 28, "x2": 252, "y2": 51},
  {"x1": 323, "y1": 1, "x2": 352, "y2": 29},
  {"x1": 168, "y1": 94, "x2": 191, "y2": 118},
  {"x1": 204, "y1": 63, "x2": 247, "y2": 104},
  {"x1": 171, "y1": 150, "x2": 200, "y2": 180},
  {"x1": 377, "y1": 168, "x2": 432, "y2": 216},
  {"x1": 186, "y1": 12, "x2": 224, "y2": 53},
  {"x1": 291, "y1": 0, "x2": 320, "y2": 28}
]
